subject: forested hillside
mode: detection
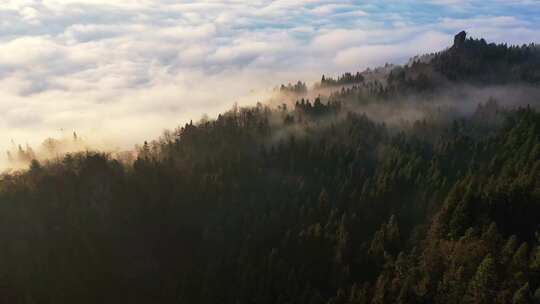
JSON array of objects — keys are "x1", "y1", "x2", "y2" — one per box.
[{"x1": 1, "y1": 33, "x2": 539, "y2": 304}]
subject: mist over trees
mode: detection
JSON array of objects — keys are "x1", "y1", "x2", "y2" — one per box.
[{"x1": 0, "y1": 32, "x2": 539, "y2": 304}]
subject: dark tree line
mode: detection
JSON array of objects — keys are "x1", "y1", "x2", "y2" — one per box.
[
  {"x1": 432, "y1": 31, "x2": 540, "y2": 83},
  {"x1": 280, "y1": 81, "x2": 308, "y2": 94},
  {"x1": 320, "y1": 72, "x2": 365, "y2": 88}
]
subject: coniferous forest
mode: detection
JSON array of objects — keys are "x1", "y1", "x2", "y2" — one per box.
[{"x1": 1, "y1": 32, "x2": 540, "y2": 304}]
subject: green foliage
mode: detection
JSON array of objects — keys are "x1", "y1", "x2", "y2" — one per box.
[
  {"x1": 513, "y1": 283, "x2": 532, "y2": 304},
  {"x1": 465, "y1": 254, "x2": 497, "y2": 304}
]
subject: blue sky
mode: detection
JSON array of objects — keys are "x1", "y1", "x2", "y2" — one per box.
[{"x1": 0, "y1": 0, "x2": 539, "y2": 162}]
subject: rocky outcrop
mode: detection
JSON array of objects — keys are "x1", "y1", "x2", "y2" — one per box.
[{"x1": 453, "y1": 31, "x2": 467, "y2": 48}]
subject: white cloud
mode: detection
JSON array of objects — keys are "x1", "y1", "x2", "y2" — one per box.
[
  {"x1": 0, "y1": 0, "x2": 538, "y2": 167},
  {"x1": 334, "y1": 31, "x2": 450, "y2": 69}
]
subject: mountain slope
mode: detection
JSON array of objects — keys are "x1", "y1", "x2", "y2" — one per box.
[{"x1": 0, "y1": 33, "x2": 539, "y2": 304}]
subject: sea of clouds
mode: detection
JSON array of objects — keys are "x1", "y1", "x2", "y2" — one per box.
[{"x1": 0, "y1": 0, "x2": 539, "y2": 164}]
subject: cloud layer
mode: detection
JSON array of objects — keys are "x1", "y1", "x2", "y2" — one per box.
[{"x1": 1, "y1": 0, "x2": 539, "y2": 161}]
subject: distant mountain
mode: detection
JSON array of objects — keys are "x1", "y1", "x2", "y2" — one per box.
[{"x1": 312, "y1": 31, "x2": 540, "y2": 93}]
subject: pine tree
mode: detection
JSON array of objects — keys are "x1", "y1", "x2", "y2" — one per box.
[
  {"x1": 464, "y1": 254, "x2": 497, "y2": 304},
  {"x1": 512, "y1": 283, "x2": 532, "y2": 304},
  {"x1": 512, "y1": 243, "x2": 529, "y2": 273},
  {"x1": 529, "y1": 244, "x2": 540, "y2": 272},
  {"x1": 502, "y1": 236, "x2": 518, "y2": 264}
]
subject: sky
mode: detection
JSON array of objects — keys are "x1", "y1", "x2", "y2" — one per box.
[{"x1": 1, "y1": 0, "x2": 540, "y2": 156}]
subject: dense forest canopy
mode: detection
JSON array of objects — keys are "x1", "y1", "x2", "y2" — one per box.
[{"x1": 1, "y1": 32, "x2": 540, "y2": 304}]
